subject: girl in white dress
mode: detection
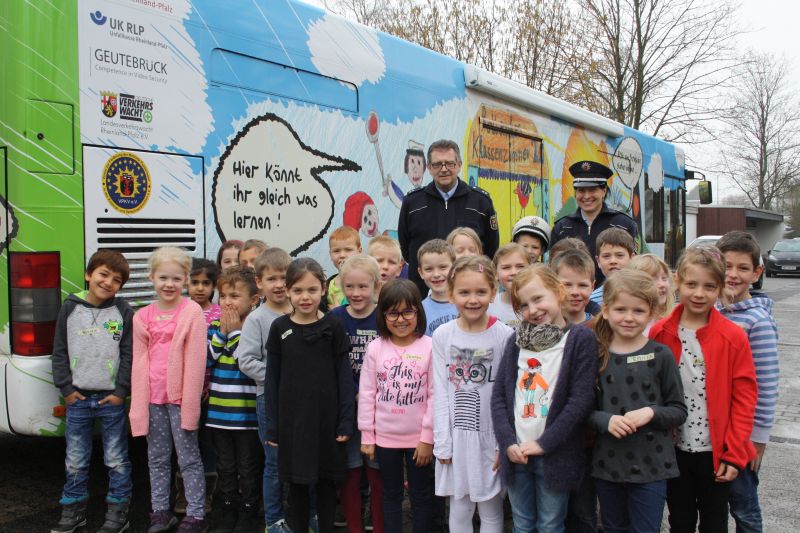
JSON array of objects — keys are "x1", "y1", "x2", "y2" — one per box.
[{"x1": 432, "y1": 256, "x2": 514, "y2": 532}]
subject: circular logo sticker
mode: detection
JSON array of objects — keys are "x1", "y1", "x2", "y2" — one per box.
[{"x1": 102, "y1": 152, "x2": 151, "y2": 214}]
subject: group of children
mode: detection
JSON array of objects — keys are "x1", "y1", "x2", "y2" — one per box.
[{"x1": 51, "y1": 217, "x2": 777, "y2": 533}]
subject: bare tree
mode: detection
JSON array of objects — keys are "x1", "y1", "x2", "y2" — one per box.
[
  {"x1": 720, "y1": 53, "x2": 800, "y2": 210},
  {"x1": 576, "y1": 0, "x2": 741, "y2": 141}
]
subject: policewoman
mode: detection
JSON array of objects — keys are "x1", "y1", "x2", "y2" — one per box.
[{"x1": 551, "y1": 160, "x2": 638, "y2": 285}]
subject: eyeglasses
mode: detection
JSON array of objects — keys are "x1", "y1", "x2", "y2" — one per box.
[
  {"x1": 384, "y1": 308, "x2": 417, "y2": 321},
  {"x1": 429, "y1": 161, "x2": 459, "y2": 170}
]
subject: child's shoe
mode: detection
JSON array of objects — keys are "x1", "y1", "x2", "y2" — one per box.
[
  {"x1": 176, "y1": 516, "x2": 208, "y2": 532},
  {"x1": 51, "y1": 501, "x2": 88, "y2": 533},
  {"x1": 232, "y1": 503, "x2": 260, "y2": 532},
  {"x1": 148, "y1": 510, "x2": 178, "y2": 533},
  {"x1": 218, "y1": 501, "x2": 238, "y2": 533},
  {"x1": 98, "y1": 501, "x2": 130, "y2": 533},
  {"x1": 266, "y1": 519, "x2": 291, "y2": 532}
]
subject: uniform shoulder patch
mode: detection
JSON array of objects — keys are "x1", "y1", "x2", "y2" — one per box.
[
  {"x1": 470, "y1": 185, "x2": 491, "y2": 197},
  {"x1": 490, "y1": 213, "x2": 498, "y2": 230}
]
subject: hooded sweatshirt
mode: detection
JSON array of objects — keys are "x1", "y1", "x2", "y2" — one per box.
[
  {"x1": 51, "y1": 291, "x2": 134, "y2": 398},
  {"x1": 717, "y1": 293, "x2": 779, "y2": 444}
]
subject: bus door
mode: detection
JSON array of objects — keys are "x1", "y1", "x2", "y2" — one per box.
[
  {"x1": 469, "y1": 111, "x2": 546, "y2": 242},
  {"x1": 82, "y1": 147, "x2": 206, "y2": 306}
]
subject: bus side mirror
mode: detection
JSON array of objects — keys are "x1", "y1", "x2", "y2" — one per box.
[{"x1": 698, "y1": 181, "x2": 712, "y2": 204}]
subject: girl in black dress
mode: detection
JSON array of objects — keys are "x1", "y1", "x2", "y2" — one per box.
[{"x1": 265, "y1": 258, "x2": 355, "y2": 533}]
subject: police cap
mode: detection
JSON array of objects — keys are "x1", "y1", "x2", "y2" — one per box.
[{"x1": 569, "y1": 160, "x2": 613, "y2": 188}]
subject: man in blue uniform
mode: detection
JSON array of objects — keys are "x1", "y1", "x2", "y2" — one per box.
[
  {"x1": 398, "y1": 139, "x2": 500, "y2": 296},
  {"x1": 551, "y1": 160, "x2": 638, "y2": 285}
]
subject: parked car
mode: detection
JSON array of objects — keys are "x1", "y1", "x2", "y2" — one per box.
[
  {"x1": 766, "y1": 239, "x2": 800, "y2": 277},
  {"x1": 688, "y1": 235, "x2": 765, "y2": 289}
]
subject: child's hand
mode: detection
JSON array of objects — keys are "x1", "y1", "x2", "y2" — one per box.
[
  {"x1": 506, "y1": 444, "x2": 528, "y2": 464},
  {"x1": 750, "y1": 442, "x2": 766, "y2": 472},
  {"x1": 492, "y1": 451, "x2": 500, "y2": 472},
  {"x1": 361, "y1": 444, "x2": 376, "y2": 461},
  {"x1": 267, "y1": 441, "x2": 278, "y2": 447},
  {"x1": 335, "y1": 435, "x2": 350, "y2": 443},
  {"x1": 608, "y1": 415, "x2": 636, "y2": 438},
  {"x1": 98, "y1": 394, "x2": 124, "y2": 406},
  {"x1": 437, "y1": 457, "x2": 452, "y2": 464},
  {"x1": 64, "y1": 391, "x2": 86, "y2": 405},
  {"x1": 520, "y1": 441, "x2": 544, "y2": 456},
  {"x1": 413, "y1": 442, "x2": 433, "y2": 467},
  {"x1": 225, "y1": 307, "x2": 242, "y2": 332},
  {"x1": 623, "y1": 407, "x2": 654, "y2": 429},
  {"x1": 715, "y1": 462, "x2": 739, "y2": 482},
  {"x1": 219, "y1": 311, "x2": 229, "y2": 335}
]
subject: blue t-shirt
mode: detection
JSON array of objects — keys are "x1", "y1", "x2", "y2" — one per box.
[
  {"x1": 330, "y1": 306, "x2": 378, "y2": 391},
  {"x1": 422, "y1": 295, "x2": 458, "y2": 336}
]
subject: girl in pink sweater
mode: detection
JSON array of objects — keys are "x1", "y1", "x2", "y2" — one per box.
[
  {"x1": 130, "y1": 247, "x2": 208, "y2": 532},
  {"x1": 359, "y1": 279, "x2": 434, "y2": 533}
]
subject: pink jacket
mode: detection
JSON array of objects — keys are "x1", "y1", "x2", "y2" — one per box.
[
  {"x1": 129, "y1": 298, "x2": 208, "y2": 436},
  {"x1": 358, "y1": 335, "x2": 434, "y2": 448}
]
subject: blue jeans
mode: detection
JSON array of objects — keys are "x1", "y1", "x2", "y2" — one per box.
[
  {"x1": 60, "y1": 393, "x2": 132, "y2": 504},
  {"x1": 595, "y1": 478, "x2": 666, "y2": 533},
  {"x1": 729, "y1": 466, "x2": 762, "y2": 533},
  {"x1": 507, "y1": 458, "x2": 569, "y2": 533},
  {"x1": 257, "y1": 393, "x2": 284, "y2": 525},
  {"x1": 375, "y1": 446, "x2": 433, "y2": 533}
]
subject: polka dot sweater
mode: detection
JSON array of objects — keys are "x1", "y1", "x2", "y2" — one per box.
[{"x1": 590, "y1": 340, "x2": 687, "y2": 483}]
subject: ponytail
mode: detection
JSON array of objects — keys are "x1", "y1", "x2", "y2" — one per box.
[{"x1": 593, "y1": 314, "x2": 614, "y2": 372}]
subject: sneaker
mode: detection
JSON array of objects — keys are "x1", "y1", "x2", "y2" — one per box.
[
  {"x1": 308, "y1": 515, "x2": 318, "y2": 533},
  {"x1": 98, "y1": 501, "x2": 130, "y2": 533},
  {"x1": 148, "y1": 510, "x2": 179, "y2": 533},
  {"x1": 176, "y1": 516, "x2": 208, "y2": 532},
  {"x1": 218, "y1": 501, "x2": 238, "y2": 533},
  {"x1": 51, "y1": 501, "x2": 88, "y2": 533},
  {"x1": 333, "y1": 503, "x2": 347, "y2": 528},
  {"x1": 361, "y1": 504, "x2": 373, "y2": 532},
  {"x1": 266, "y1": 519, "x2": 292, "y2": 533},
  {"x1": 232, "y1": 503, "x2": 261, "y2": 532}
]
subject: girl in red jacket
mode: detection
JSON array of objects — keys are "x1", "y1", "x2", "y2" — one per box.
[{"x1": 649, "y1": 246, "x2": 757, "y2": 532}]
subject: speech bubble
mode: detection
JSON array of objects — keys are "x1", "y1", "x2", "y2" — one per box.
[
  {"x1": 0, "y1": 194, "x2": 19, "y2": 254},
  {"x1": 212, "y1": 114, "x2": 361, "y2": 255},
  {"x1": 647, "y1": 153, "x2": 664, "y2": 191},
  {"x1": 613, "y1": 137, "x2": 644, "y2": 189}
]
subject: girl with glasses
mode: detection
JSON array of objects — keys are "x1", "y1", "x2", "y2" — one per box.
[{"x1": 358, "y1": 279, "x2": 434, "y2": 533}]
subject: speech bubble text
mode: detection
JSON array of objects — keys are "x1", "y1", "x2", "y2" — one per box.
[{"x1": 212, "y1": 114, "x2": 361, "y2": 254}]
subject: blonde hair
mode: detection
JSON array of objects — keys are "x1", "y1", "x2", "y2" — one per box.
[
  {"x1": 594, "y1": 270, "x2": 659, "y2": 371},
  {"x1": 627, "y1": 254, "x2": 675, "y2": 317},
  {"x1": 367, "y1": 235, "x2": 402, "y2": 258},
  {"x1": 340, "y1": 254, "x2": 381, "y2": 286},
  {"x1": 675, "y1": 246, "x2": 725, "y2": 290},
  {"x1": 446, "y1": 227, "x2": 483, "y2": 255},
  {"x1": 148, "y1": 246, "x2": 192, "y2": 276},
  {"x1": 448, "y1": 255, "x2": 497, "y2": 292},
  {"x1": 492, "y1": 243, "x2": 530, "y2": 268},
  {"x1": 241, "y1": 239, "x2": 268, "y2": 255},
  {"x1": 510, "y1": 264, "x2": 566, "y2": 313}
]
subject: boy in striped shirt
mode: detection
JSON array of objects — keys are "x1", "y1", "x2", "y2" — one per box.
[
  {"x1": 208, "y1": 266, "x2": 262, "y2": 532},
  {"x1": 717, "y1": 231, "x2": 779, "y2": 532}
]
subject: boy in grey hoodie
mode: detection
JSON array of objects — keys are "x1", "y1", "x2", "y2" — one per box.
[
  {"x1": 717, "y1": 231, "x2": 779, "y2": 533},
  {"x1": 50, "y1": 250, "x2": 134, "y2": 533}
]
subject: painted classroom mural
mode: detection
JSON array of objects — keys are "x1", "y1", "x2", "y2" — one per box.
[{"x1": 0, "y1": 0, "x2": 683, "y2": 435}]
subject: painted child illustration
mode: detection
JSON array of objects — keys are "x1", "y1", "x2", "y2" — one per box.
[
  {"x1": 344, "y1": 191, "x2": 380, "y2": 238},
  {"x1": 519, "y1": 358, "x2": 549, "y2": 418}
]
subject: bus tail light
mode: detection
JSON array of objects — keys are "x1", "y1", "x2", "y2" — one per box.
[{"x1": 9, "y1": 252, "x2": 61, "y2": 356}]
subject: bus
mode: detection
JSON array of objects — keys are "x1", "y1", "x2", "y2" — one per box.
[{"x1": 0, "y1": 0, "x2": 687, "y2": 436}]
